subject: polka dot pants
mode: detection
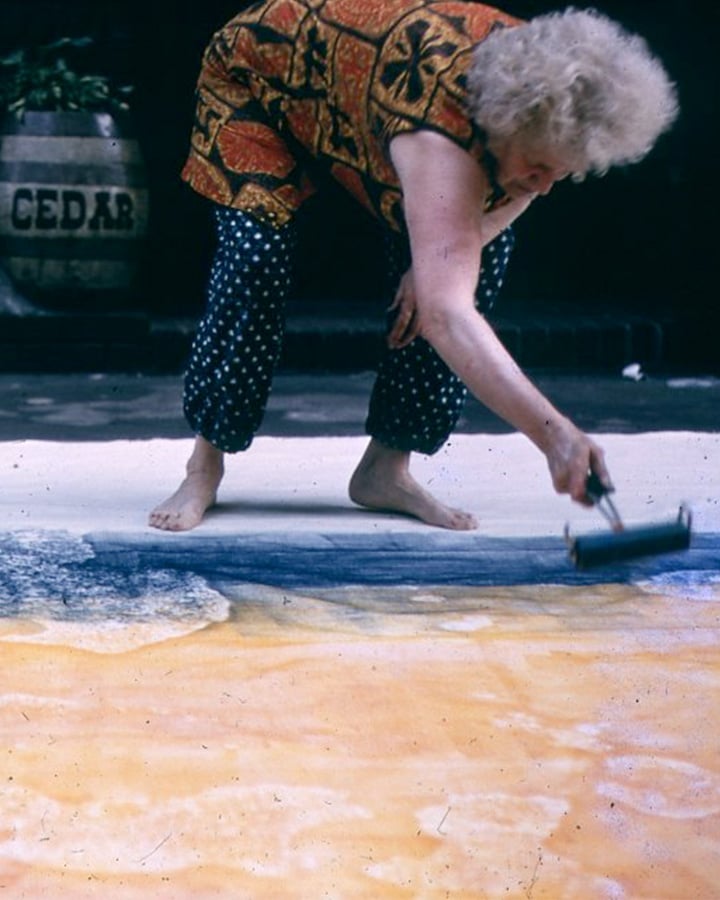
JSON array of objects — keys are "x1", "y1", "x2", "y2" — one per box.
[
  {"x1": 365, "y1": 226, "x2": 514, "y2": 455},
  {"x1": 183, "y1": 207, "x2": 297, "y2": 452},
  {"x1": 184, "y1": 206, "x2": 514, "y2": 455}
]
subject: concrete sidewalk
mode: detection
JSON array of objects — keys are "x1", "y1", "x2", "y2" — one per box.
[
  {"x1": 2, "y1": 431, "x2": 718, "y2": 593},
  {"x1": 0, "y1": 370, "x2": 719, "y2": 442},
  {"x1": 2, "y1": 380, "x2": 719, "y2": 896},
  {"x1": 1, "y1": 370, "x2": 718, "y2": 592}
]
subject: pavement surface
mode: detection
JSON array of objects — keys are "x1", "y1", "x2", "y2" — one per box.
[
  {"x1": 1, "y1": 371, "x2": 718, "y2": 590},
  {"x1": 2, "y1": 374, "x2": 719, "y2": 900},
  {"x1": 0, "y1": 369, "x2": 718, "y2": 442}
]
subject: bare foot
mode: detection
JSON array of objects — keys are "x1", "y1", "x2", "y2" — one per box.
[
  {"x1": 149, "y1": 437, "x2": 224, "y2": 532},
  {"x1": 348, "y1": 439, "x2": 478, "y2": 530}
]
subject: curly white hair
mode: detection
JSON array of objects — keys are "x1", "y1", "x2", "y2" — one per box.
[{"x1": 468, "y1": 8, "x2": 679, "y2": 175}]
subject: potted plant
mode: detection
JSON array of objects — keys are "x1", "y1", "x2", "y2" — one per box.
[{"x1": 0, "y1": 37, "x2": 149, "y2": 303}]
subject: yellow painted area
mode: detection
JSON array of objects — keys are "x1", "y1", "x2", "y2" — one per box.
[{"x1": 1, "y1": 581, "x2": 719, "y2": 898}]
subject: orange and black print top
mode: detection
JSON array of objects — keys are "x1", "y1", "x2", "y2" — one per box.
[{"x1": 182, "y1": 0, "x2": 521, "y2": 231}]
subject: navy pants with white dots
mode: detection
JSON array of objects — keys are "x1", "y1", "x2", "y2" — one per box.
[{"x1": 184, "y1": 206, "x2": 514, "y2": 455}]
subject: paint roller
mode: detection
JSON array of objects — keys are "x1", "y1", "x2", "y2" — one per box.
[{"x1": 566, "y1": 472, "x2": 692, "y2": 570}]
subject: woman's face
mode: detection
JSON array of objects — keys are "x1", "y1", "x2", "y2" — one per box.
[{"x1": 491, "y1": 136, "x2": 572, "y2": 199}]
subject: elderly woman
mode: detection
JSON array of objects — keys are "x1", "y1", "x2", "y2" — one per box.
[{"x1": 150, "y1": 0, "x2": 677, "y2": 532}]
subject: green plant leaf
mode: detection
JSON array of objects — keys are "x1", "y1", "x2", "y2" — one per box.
[{"x1": 0, "y1": 35, "x2": 134, "y2": 114}]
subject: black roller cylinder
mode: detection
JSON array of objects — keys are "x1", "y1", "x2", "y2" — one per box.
[{"x1": 569, "y1": 513, "x2": 691, "y2": 570}]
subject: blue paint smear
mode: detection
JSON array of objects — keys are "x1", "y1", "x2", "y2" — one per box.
[
  {"x1": 88, "y1": 531, "x2": 719, "y2": 588},
  {"x1": 0, "y1": 531, "x2": 227, "y2": 621},
  {"x1": 2, "y1": 531, "x2": 717, "y2": 615}
]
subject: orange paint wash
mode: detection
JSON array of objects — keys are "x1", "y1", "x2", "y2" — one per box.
[{"x1": 1, "y1": 580, "x2": 719, "y2": 897}]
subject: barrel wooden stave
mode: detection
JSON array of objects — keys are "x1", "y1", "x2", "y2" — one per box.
[{"x1": 0, "y1": 112, "x2": 149, "y2": 297}]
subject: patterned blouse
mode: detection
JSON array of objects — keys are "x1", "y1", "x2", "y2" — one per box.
[{"x1": 181, "y1": 0, "x2": 521, "y2": 231}]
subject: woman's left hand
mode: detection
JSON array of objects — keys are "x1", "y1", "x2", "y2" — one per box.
[
  {"x1": 387, "y1": 268, "x2": 420, "y2": 349},
  {"x1": 543, "y1": 420, "x2": 613, "y2": 507}
]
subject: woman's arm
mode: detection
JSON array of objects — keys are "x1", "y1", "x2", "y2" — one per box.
[
  {"x1": 387, "y1": 194, "x2": 536, "y2": 348},
  {"x1": 389, "y1": 130, "x2": 610, "y2": 503}
]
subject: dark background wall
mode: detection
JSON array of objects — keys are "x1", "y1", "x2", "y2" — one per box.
[{"x1": 0, "y1": 0, "x2": 715, "y2": 325}]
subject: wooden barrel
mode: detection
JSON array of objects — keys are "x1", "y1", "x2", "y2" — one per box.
[{"x1": 0, "y1": 111, "x2": 149, "y2": 301}]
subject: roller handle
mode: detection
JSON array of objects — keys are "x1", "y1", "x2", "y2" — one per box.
[
  {"x1": 585, "y1": 471, "x2": 623, "y2": 532},
  {"x1": 585, "y1": 470, "x2": 611, "y2": 502}
]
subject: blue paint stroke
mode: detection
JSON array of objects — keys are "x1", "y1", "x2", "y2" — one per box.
[
  {"x1": 88, "y1": 531, "x2": 719, "y2": 588},
  {"x1": 2, "y1": 529, "x2": 718, "y2": 613}
]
